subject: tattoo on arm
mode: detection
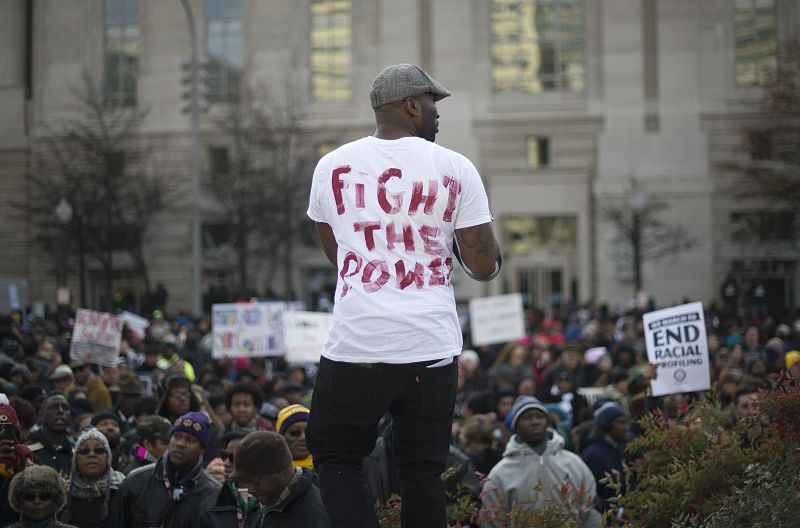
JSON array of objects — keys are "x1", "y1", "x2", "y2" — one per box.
[{"x1": 459, "y1": 224, "x2": 494, "y2": 256}]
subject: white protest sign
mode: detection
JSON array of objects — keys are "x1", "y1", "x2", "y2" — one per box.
[
  {"x1": 8, "y1": 284, "x2": 20, "y2": 310},
  {"x1": 469, "y1": 293, "x2": 525, "y2": 347},
  {"x1": 212, "y1": 302, "x2": 286, "y2": 358},
  {"x1": 283, "y1": 311, "x2": 332, "y2": 363},
  {"x1": 643, "y1": 301, "x2": 710, "y2": 396},
  {"x1": 70, "y1": 309, "x2": 124, "y2": 366},
  {"x1": 121, "y1": 311, "x2": 150, "y2": 340}
]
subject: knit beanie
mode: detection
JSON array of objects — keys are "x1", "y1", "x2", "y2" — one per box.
[
  {"x1": 0, "y1": 397, "x2": 22, "y2": 438},
  {"x1": 275, "y1": 404, "x2": 310, "y2": 435},
  {"x1": 170, "y1": 411, "x2": 212, "y2": 448},
  {"x1": 786, "y1": 350, "x2": 800, "y2": 370},
  {"x1": 594, "y1": 401, "x2": 627, "y2": 431},
  {"x1": 91, "y1": 411, "x2": 121, "y2": 428},
  {"x1": 508, "y1": 395, "x2": 548, "y2": 433}
]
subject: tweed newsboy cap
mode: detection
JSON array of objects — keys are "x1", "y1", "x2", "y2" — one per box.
[
  {"x1": 369, "y1": 64, "x2": 451, "y2": 108},
  {"x1": 230, "y1": 431, "x2": 292, "y2": 481}
]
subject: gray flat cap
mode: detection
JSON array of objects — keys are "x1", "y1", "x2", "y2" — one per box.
[{"x1": 370, "y1": 64, "x2": 451, "y2": 109}]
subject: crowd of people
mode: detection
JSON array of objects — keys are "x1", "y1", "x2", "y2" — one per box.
[{"x1": 0, "y1": 300, "x2": 796, "y2": 527}]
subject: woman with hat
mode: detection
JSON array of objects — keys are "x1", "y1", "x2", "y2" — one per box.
[
  {"x1": 61, "y1": 427, "x2": 124, "y2": 528},
  {"x1": 6, "y1": 465, "x2": 77, "y2": 528},
  {"x1": 276, "y1": 404, "x2": 313, "y2": 470}
]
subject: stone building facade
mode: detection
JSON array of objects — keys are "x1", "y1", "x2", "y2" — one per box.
[{"x1": 0, "y1": 0, "x2": 797, "y2": 315}]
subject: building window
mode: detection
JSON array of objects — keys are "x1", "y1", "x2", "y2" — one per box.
[
  {"x1": 206, "y1": 0, "x2": 242, "y2": 103},
  {"x1": 731, "y1": 212, "x2": 794, "y2": 241},
  {"x1": 103, "y1": 0, "x2": 139, "y2": 106},
  {"x1": 526, "y1": 137, "x2": 550, "y2": 168},
  {"x1": 310, "y1": 0, "x2": 352, "y2": 102},
  {"x1": 747, "y1": 130, "x2": 772, "y2": 160},
  {"x1": 208, "y1": 147, "x2": 231, "y2": 175},
  {"x1": 500, "y1": 215, "x2": 577, "y2": 257},
  {"x1": 490, "y1": 0, "x2": 585, "y2": 94},
  {"x1": 734, "y1": 0, "x2": 777, "y2": 86}
]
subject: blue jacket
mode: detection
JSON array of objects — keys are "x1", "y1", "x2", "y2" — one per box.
[{"x1": 580, "y1": 434, "x2": 627, "y2": 512}]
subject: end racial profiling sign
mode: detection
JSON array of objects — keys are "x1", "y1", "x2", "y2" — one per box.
[{"x1": 643, "y1": 301, "x2": 710, "y2": 397}]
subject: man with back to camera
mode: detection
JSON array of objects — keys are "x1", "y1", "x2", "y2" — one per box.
[{"x1": 306, "y1": 63, "x2": 502, "y2": 528}]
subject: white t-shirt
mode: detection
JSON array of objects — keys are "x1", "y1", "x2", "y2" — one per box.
[{"x1": 307, "y1": 136, "x2": 493, "y2": 363}]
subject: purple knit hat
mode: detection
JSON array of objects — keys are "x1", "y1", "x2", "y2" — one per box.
[{"x1": 170, "y1": 411, "x2": 212, "y2": 448}]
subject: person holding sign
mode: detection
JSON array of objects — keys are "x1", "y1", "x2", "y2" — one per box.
[{"x1": 307, "y1": 64, "x2": 501, "y2": 528}]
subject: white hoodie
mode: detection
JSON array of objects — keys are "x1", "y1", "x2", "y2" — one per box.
[{"x1": 480, "y1": 429, "x2": 601, "y2": 528}]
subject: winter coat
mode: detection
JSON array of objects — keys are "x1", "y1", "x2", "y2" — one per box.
[
  {"x1": 26, "y1": 430, "x2": 73, "y2": 478},
  {"x1": 7, "y1": 519, "x2": 78, "y2": 528},
  {"x1": 481, "y1": 430, "x2": 602, "y2": 528},
  {"x1": 255, "y1": 468, "x2": 328, "y2": 528},
  {"x1": 196, "y1": 482, "x2": 261, "y2": 528},
  {"x1": 580, "y1": 434, "x2": 628, "y2": 512},
  {"x1": 106, "y1": 456, "x2": 221, "y2": 528},
  {"x1": 87, "y1": 375, "x2": 112, "y2": 413},
  {"x1": 63, "y1": 491, "x2": 118, "y2": 528}
]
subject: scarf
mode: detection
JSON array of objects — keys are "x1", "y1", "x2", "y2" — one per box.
[
  {"x1": 229, "y1": 415, "x2": 262, "y2": 432},
  {"x1": 292, "y1": 454, "x2": 314, "y2": 470},
  {"x1": 229, "y1": 483, "x2": 259, "y2": 514},
  {"x1": 0, "y1": 444, "x2": 34, "y2": 479},
  {"x1": 70, "y1": 470, "x2": 125, "y2": 500}
]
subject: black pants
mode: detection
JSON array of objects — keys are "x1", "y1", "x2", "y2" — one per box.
[{"x1": 307, "y1": 356, "x2": 457, "y2": 528}]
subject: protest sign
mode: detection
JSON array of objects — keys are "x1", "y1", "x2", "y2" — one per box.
[
  {"x1": 70, "y1": 309, "x2": 124, "y2": 366},
  {"x1": 212, "y1": 302, "x2": 286, "y2": 358},
  {"x1": 469, "y1": 293, "x2": 525, "y2": 347},
  {"x1": 121, "y1": 311, "x2": 150, "y2": 340},
  {"x1": 283, "y1": 311, "x2": 333, "y2": 363},
  {"x1": 643, "y1": 301, "x2": 710, "y2": 396}
]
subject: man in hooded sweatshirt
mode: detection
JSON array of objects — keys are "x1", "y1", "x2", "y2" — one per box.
[{"x1": 480, "y1": 395, "x2": 601, "y2": 528}]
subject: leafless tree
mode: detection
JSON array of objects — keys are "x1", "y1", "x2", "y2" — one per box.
[
  {"x1": 719, "y1": 35, "x2": 800, "y2": 258},
  {"x1": 28, "y1": 72, "x2": 172, "y2": 309},
  {"x1": 601, "y1": 179, "x2": 696, "y2": 294},
  {"x1": 728, "y1": 35, "x2": 800, "y2": 212},
  {"x1": 206, "y1": 75, "x2": 314, "y2": 299}
]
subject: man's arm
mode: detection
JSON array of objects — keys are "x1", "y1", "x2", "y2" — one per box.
[
  {"x1": 454, "y1": 222, "x2": 501, "y2": 280},
  {"x1": 315, "y1": 222, "x2": 338, "y2": 267}
]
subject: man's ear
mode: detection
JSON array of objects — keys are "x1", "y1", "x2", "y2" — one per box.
[{"x1": 403, "y1": 96, "x2": 422, "y2": 117}]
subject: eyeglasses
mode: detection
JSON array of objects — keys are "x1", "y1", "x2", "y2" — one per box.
[
  {"x1": 77, "y1": 447, "x2": 106, "y2": 456},
  {"x1": 285, "y1": 429, "x2": 305, "y2": 438},
  {"x1": 220, "y1": 450, "x2": 234, "y2": 463},
  {"x1": 21, "y1": 492, "x2": 54, "y2": 502}
]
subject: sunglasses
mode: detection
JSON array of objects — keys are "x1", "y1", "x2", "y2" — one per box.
[
  {"x1": 77, "y1": 447, "x2": 106, "y2": 456},
  {"x1": 21, "y1": 492, "x2": 54, "y2": 502},
  {"x1": 220, "y1": 450, "x2": 234, "y2": 463}
]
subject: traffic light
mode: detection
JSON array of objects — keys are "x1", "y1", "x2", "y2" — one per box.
[{"x1": 180, "y1": 59, "x2": 211, "y2": 115}]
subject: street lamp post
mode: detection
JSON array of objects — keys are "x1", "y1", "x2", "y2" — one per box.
[
  {"x1": 54, "y1": 198, "x2": 73, "y2": 291},
  {"x1": 627, "y1": 188, "x2": 647, "y2": 298},
  {"x1": 180, "y1": 0, "x2": 203, "y2": 318}
]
